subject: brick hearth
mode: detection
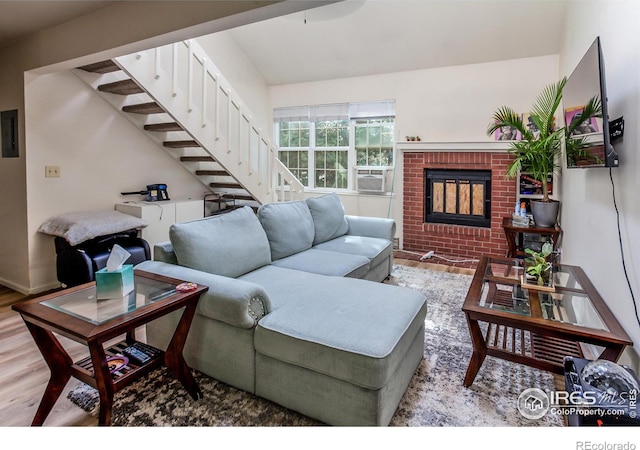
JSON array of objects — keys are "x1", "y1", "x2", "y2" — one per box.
[{"x1": 403, "y1": 149, "x2": 515, "y2": 262}]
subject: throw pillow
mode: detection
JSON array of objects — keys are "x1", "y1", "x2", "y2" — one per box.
[
  {"x1": 170, "y1": 206, "x2": 271, "y2": 278},
  {"x1": 257, "y1": 200, "x2": 315, "y2": 260},
  {"x1": 306, "y1": 193, "x2": 348, "y2": 245}
]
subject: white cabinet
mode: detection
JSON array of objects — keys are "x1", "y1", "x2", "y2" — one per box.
[{"x1": 116, "y1": 199, "x2": 203, "y2": 252}]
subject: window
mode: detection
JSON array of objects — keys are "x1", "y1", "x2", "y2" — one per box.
[
  {"x1": 274, "y1": 101, "x2": 395, "y2": 190},
  {"x1": 355, "y1": 118, "x2": 394, "y2": 166}
]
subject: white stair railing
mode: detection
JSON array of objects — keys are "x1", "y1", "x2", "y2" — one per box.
[{"x1": 115, "y1": 39, "x2": 304, "y2": 204}]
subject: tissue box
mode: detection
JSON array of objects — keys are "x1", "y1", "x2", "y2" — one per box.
[{"x1": 96, "y1": 265, "x2": 134, "y2": 299}]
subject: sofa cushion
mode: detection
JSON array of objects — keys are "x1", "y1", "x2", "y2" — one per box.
[
  {"x1": 271, "y1": 248, "x2": 370, "y2": 279},
  {"x1": 306, "y1": 193, "x2": 348, "y2": 245},
  {"x1": 257, "y1": 201, "x2": 315, "y2": 260},
  {"x1": 313, "y1": 235, "x2": 392, "y2": 270},
  {"x1": 247, "y1": 267, "x2": 427, "y2": 390},
  {"x1": 169, "y1": 206, "x2": 271, "y2": 278}
]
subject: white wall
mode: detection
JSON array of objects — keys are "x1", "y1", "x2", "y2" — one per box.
[
  {"x1": 25, "y1": 71, "x2": 207, "y2": 292},
  {"x1": 196, "y1": 32, "x2": 271, "y2": 133},
  {"x1": 559, "y1": 1, "x2": 640, "y2": 370},
  {"x1": 269, "y1": 56, "x2": 559, "y2": 235}
]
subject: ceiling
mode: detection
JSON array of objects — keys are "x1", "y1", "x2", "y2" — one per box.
[
  {"x1": 0, "y1": 1, "x2": 569, "y2": 86},
  {"x1": 0, "y1": 1, "x2": 117, "y2": 49},
  {"x1": 228, "y1": 0, "x2": 569, "y2": 85}
]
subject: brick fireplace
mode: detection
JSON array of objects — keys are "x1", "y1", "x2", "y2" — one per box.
[{"x1": 402, "y1": 146, "x2": 516, "y2": 261}]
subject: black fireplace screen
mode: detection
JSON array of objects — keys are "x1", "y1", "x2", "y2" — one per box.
[{"x1": 425, "y1": 169, "x2": 491, "y2": 227}]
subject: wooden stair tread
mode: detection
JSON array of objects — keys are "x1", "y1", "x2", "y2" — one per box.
[
  {"x1": 231, "y1": 194, "x2": 256, "y2": 201},
  {"x1": 210, "y1": 182, "x2": 244, "y2": 189},
  {"x1": 144, "y1": 122, "x2": 183, "y2": 132},
  {"x1": 196, "y1": 170, "x2": 229, "y2": 176},
  {"x1": 77, "y1": 60, "x2": 120, "y2": 74},
  {"x1": 180, "y1": 156, "x2": 215, "y2": 162},
  {"x1": 98, "y1": 79, "x2": 144, "y2": 95},
  {"x1": 123, "y1": 102, "x2": 165, "y2": 114},
  {"x1": 163, "y1": 140, "x2": 200, "y2": 148}
]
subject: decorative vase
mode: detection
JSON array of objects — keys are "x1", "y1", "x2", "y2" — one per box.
[{"x1": 531, "y1": 199, "x2": 560, "y2": 228}]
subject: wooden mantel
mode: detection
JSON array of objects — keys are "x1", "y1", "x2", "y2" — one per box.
[{"x1": 396, "y1": 141, "x2": 513, "y2": 152}]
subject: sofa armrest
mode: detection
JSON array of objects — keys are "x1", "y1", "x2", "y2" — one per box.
[
  {"x1": 135, "y1": 260, "x2": 271, "y2": 329},
  {"x1": 153, "y1": 241, "x2": 178, "y2": 265},
  {"x1": 345, "y1": 215, "x2": 396, "y2": 241}
]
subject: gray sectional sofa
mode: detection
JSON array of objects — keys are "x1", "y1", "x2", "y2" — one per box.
[{"x1": 137, "y1": 193, "x2": 427, "y2": 426}]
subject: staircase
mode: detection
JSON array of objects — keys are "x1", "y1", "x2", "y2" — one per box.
[{"x1": 73, "y1": 41, "x2": 304, "y2": 214}]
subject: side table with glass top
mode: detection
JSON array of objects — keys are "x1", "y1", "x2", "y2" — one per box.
[
  {"x1": 462, "y1": 256, "x2": 632, "y2": 387},
  {"x1": 12, "y1": 270, "x2": 207, "y2": 426}
]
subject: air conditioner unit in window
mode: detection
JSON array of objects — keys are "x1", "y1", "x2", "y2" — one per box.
[{"x1": 356, "y1": 168, "x2": 387, "y2": 193}]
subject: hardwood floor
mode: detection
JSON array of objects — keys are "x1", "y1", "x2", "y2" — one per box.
[
  {"x1": 0, "y1": 306, "x2": 97, "y2": 426},
  {"x1": 0, "y1": 260, "x2": 474, "y2": 427}
]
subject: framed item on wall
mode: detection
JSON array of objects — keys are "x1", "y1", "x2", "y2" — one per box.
[
  {"x1": 1, "y1": 109, "x2": 19, "y2": 158},
  {"x1": 494, "y1": 121, "x2": 521, "y2": 141}
]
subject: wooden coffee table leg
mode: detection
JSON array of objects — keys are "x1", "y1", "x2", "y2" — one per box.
[
  {"x1": 88, "y1": 342, "x2": 115, "y2": 426},
  {"x1": 24, "y1": 321, "x2": 73, "y2": 426},
  {"x1": 599, "y1": 344, "x2": 625, "y2": 362},
  {"x1": 164, "y1": 300, "x2": 201, "y2": 400},
  {"x1": 463, "y1": 315, "x2": 487, "y2": 387}
]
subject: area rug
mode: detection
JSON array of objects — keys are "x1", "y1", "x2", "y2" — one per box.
[{"x1": 67, "y1": 264, "x2": 563, "y2": 426}]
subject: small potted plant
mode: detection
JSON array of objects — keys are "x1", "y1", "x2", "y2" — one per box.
[{"x1": 523, "y1": 242, "x2": 555, "y2": 291}]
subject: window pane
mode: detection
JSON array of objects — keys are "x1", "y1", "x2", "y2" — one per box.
[
  {"x1": 369, "y1": 149, "x2": 381, "y2": 165},
  {"x1": 356, "y1": 149, "x2": 367, "y2": 166},
  {"x1": 315, "y1": 151, "x2": 324, "y2": 168},
  {"x1": 338, "y1": 151, "x2": 348, "y2": 169},
  {"x1": 368, "y1": 127, "x2": 381, "y2": 146},
  {"x1": 300, "y1": 128, "x2": 310, "y2": 147},
  {"x1": 355, "y1": 127, "x2": 367, "y2": 148},
  {"x1": 290, "y1": 151, "x2": 299, "y2": 167},
  {"x1": 279, "y1": 130, "x2": 290, "y2": 147}
]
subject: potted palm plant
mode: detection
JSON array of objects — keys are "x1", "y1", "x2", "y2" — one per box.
[{"x1": 487, "y1": 78, "x2": 567, "y2": 227}]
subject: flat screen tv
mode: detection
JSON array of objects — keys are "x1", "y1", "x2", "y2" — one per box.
[{"x1": 563, "y1": 36, "x2": 619, "y2": 168}]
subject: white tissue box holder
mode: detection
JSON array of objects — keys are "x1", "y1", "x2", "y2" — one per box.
[{"x1": 96, "y1": 265, "x2": 134, "y2": 299}]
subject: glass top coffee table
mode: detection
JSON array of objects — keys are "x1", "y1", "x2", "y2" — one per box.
[
  {"x1": 12, "y1": 270, "x2": 208, "y2": 426},
  {"x1": 462, "y1": 256, "x2": 632, "y2": 387}
]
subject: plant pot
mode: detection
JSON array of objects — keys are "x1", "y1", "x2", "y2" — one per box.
[{"x1": 531, "y1": 199, "x2": 560, "y2": 228}]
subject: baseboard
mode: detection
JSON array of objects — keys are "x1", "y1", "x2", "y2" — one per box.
[{"x1": 0, "y1": 276, "x2": 60, "y2": 296}]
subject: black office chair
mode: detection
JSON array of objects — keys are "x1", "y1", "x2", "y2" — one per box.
[{"x1": 54, "y1": 229, "x2": 151, "y2": 288}]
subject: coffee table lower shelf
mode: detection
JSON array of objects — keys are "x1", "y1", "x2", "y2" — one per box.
[
  {"x1": 72, "y1": 341, "x2": 164, "y2": 390},
  {"x1": 484, "y1": 322, "x2": 584, "y2": 374}
]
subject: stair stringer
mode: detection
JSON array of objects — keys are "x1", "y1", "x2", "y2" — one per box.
[{"x1": 114, "y1": 40, "x2": 304, "y2": 204}]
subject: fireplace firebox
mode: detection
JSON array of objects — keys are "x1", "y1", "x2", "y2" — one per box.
[{"x1": 425, "y1": 169, "x2": 491, "y2": 227}]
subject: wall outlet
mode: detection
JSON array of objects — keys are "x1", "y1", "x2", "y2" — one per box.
[{"x1": 45, "y1": 165, "x2": 60, "y2": 178}]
